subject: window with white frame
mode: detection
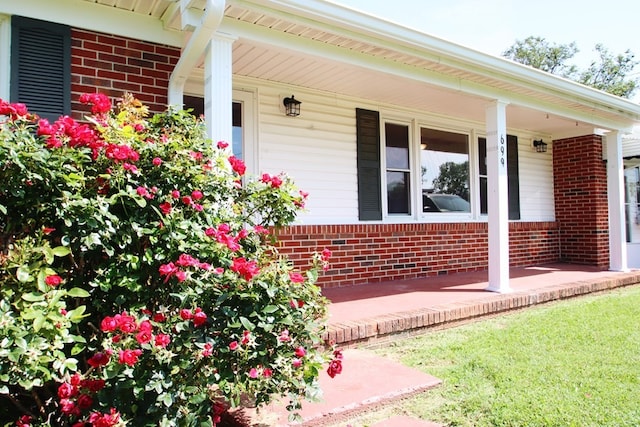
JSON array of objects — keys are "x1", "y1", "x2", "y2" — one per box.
[{"x1": 356, "y1": 107, "x2": 519, "y2": 221}]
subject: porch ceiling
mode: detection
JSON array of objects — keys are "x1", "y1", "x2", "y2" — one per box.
[{"x1": 81, "y1": 0, "x2": 640, "y2": 137}]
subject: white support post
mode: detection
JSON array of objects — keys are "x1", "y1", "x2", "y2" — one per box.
[
  {"x1": 204, "y1": 33, "x2": 235, "y2": 145},
  {"x1": 485, "y1": 100, "x2": 511, "y2": 293},
  {"x1": 0, "y1": 15, "x2": 11, "y2": 101},
  {"x1": 606, "y1": 130, "x2": 628, "y2": 271}
]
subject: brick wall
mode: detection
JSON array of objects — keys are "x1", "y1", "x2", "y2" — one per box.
[
  {"x1": 553, "y1": 134, "x2": 609, "y2": 268},
  {"x1": 70, "y1": 29, "x2": 180, "y2": 118},
  {"x1": 276, "y1": 222, "x2": 560, "y2": 288}
]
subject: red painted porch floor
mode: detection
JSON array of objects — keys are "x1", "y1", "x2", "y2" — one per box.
[{"x1": 237, "y1": 263, "x2": 640, "y2": 427}]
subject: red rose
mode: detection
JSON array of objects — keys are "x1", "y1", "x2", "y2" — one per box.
[
  {"x1": 294, "y1": 346, "x2": 306, "y2": 358},
  {"x1": 87, "y1": 351, "x2": 111, "y2": 368},
  {"x1": 327, "y1": 359, "x2": 343, "y2": 378},
  {"x1": 135, "y1": 330, "x2": 152, "y2": 345},
  {"x1": 179, "y1": 309, "x2": 193, "y2": 320},
  {"x1": 77, "y1": 394, "x2": 93, "y2": 410},
  {"x1": 118, "y1": 349, "x2": 142, "y2": 366},
  {"x1": 57, "y1": 382, "x2": 77, "y2": 399},
  {"x1": 154, "y1": 333, "x2": 171, "y2": 348},
  {"x1": 193, "y1": 309, "x2": 207, "y2": 327},
  {"x1": 45, "y1": 275, "x2": 63, "y2": 287},
  {"x1": 228, "y1": 341, "x2": 239, "y2": 351}
]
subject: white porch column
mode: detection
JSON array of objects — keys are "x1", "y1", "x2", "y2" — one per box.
[
  {"x1": 0, "y1": 15, "x2": 11, "y2": 101},
  {"x1": 204, "y1": 33, "x2": 235, "y2": 144},
  {"x1": 485, "y1": 100, "x2": 511, "y2": 293},
  {"x1": 606, "y1": 130, "x2": 628, "y2": 271}
]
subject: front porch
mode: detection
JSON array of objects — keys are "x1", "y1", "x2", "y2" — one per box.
[{"x1": 322, "y1": 263, "x2": 640, "y2": 348}]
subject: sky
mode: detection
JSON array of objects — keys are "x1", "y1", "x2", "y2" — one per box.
[{"x1": 335, "y1": 0, "x2": 640, "y2": 78}]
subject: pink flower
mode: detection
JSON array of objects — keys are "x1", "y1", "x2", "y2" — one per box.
[
  {"x1": 79, "y1": 93, "x2": 111, "y2": 115},
  {"x1": 193, "y1": 308, "x2": 207, "y2": 327},
  {"x1": 241, "y1": 330, "x2": 251, "y2": 345},
  {"x1": 118, "y1": 349, "x2": 143, "y2": 366},
  {"x1": 292, "y1": 358, "x2": 302, "y2": 368},
  {"x1": 89, "y1": 408, "x2": 121, "y2": 427},
  {"x1": 289, "y1": 272, "x2": 304, "y2": 283},
  {"x1": 181, "y1": 196, "x2": 192, "y2": 206},
  {"x1": 159, "y1": 202, "x2": 172, "y2": 215},
  {"x1": 154, "y1": 334, "x2": 171, "y2": 348},
  {"x1": 152, "y1": 157, "x2": 162, "y2": 166},
  {"x1": 191, "y1": 190, "x2": 203, "y2": 200},
  {"x1": 135, "y1": 330, "x2": 152, "y2": 345},
  {"x1": 59, "y1": 399, "x2": 79, "y2": 416},
  {"x1": 278, "y1": 330, "x2": 291, "y2": 342},
  {"x1": 321, "y1": 248, "x2": 332, "y2": 261},
  {"x1": 180, "y1": 309, "x2": 193, "y2": 320},
  {"x1": 228, "y1": 156, "x2": 246, "y2": 175},
  {"x1": 101, "y1": 316, "x2": 118, "y2": 332},
  {"x1": 248, "y1": 368, "x2": 259, "y2": 379},
  {"x1": 15, "y1": 415, "x2": 31, "y2": 427},
  {"x1": 230, "y1": 257, "x2": 260, "y2": 281},
  {"x1": 202, "y1": 342, "x2": 213, "y2": 357},
  {"x1": 175, "y1": 270, "x2": 187, "y2": 282},
  {"x1": 294, "y1": 346, "x2": 306, "y2": 358},
  {"x1": 171, "y1": 190, "x2": 180, "y2": 199},
  {"x1": 217, "y1": 141, "x2": 229, "y2": 149},
  {"x1": 116, "y1": 312, "x2": 137, "y2": 333},
  {"x1": 57, "y1": 382, "x2": 77, "y2": 399},
  {"x1": 42, "y1": 226, "x2": 56, "y2": 235},
  {"x1": 45, "y1": 275, "x2": 63, "y2": 287},
  {"x1": 229, "y1": 341, "x2": 239, "y2": 351},
  {"x1": 263, "y1": 368, "x2": 273, "y2": 378}
]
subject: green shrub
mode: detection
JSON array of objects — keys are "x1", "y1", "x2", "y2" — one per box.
[{"x1": 0, "y1": 94, "x2": 341, "y2": 426}]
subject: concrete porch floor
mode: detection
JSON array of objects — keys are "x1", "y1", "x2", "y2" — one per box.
[
  {"x1": 322, "y1": 263, "x2": 640, "y2": 348},
  {"x1": 240, "y1": 263, "x2": 640, "y2": 426}
]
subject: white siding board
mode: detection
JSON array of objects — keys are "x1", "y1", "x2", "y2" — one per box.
[
  {"x1": 517, "y1": 141, "x2": 555, "y2": 221},
  {"x1": 244, "y1": 83, "x2": 556, "y2": 224}
]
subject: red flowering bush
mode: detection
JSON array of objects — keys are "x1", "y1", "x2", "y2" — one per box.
[{"x1": 0, "y1": 94, "x2": 340, "y2": 426}]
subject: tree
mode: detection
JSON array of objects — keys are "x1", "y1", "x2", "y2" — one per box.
[
  {"x1": 579, "y1": 44, "x2": 638, "y2": 98},
  {"x1": 432, "y1": 161, "x2": 469, "y2": 201},
  {"x1": 502, "y1": 36, "x2": 578, "y2": 78},
  {"x1": 502, "y1": 36, "x2": 639, "y2": 99}
]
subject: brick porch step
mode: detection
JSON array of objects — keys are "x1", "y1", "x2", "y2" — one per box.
[{"x1": 237, "y1": 349, "x2": 442, "y2": 427}]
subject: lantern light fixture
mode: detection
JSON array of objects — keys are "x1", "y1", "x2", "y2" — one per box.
[
  {"x1": 533, "y1": 139, "x2": 548, "y2": 153},
  {"x1": 283, "y1": 95, "x2": 301, "y2": 117}
]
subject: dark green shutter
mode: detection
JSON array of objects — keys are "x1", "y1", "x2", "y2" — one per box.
[
  {"x1": 11, "y1": 16, "x2": 71, "y2": 121},
  {"x1": 356, "y1": 108, "x2": 382, "y2": 220},
  {"x1": 507, "y1": 135, "x2": 520, "y2": 220}
]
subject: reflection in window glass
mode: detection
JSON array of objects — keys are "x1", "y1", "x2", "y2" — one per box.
[
  {"x1": 385, "y1": 123, "x2": 410, "y2": 214},
  {"x1": 420, "y1": 128, "x2": 470, "y2": 213}
]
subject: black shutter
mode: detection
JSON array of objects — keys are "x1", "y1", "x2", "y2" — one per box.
[
  {"x1": 356, "y1": 108, "x2": 382, "y2": 220},
  {"x1": 507, "y1": 135, "x2": 520, "y2": 220},
  {"x1": 11, "y1": 16, "x2": 71, "y2": 121}
]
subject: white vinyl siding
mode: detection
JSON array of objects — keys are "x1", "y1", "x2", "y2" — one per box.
[{"x1": 235, "y1": 79, "x2": 557, "y2": 225}]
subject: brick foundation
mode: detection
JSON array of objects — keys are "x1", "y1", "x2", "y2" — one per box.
[
  {"x1": 553, "y1": 135, "x2": 609, "y2": 268},
  {"x1": 70, "y1": 29, "x2": 180, "y2": 118},
  {"x1": 276, "y1": 222, "x2": 560, "y2": 288}
]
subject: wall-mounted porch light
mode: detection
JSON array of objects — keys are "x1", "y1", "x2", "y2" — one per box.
[
  {"x1": 533, "y1": 139, "x2": 548, "y2": 153},
  {"x1": 283, "y1": 95, "x2": 301, "y2": 117}
]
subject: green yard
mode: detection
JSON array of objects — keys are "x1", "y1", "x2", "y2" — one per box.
[{"x1": 350, "y1": 286, "x2": 640, "y2": 426}]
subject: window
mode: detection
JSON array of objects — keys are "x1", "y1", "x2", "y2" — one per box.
[
  {"x1": 420, "y1": 127, "x2": 470, "y2": 213},
  {"x1": 183, "y1": 96, "x2": 243, "y2": 159},
  {"x1": 10, "y1": 16, "x2": 70, "y2": 121},
  {"x1": 385, "y1": 123, "x2": 411, "y2": 214},
  {"x1": 355, "y1": 108, "x2": 520, "y2": 221}
]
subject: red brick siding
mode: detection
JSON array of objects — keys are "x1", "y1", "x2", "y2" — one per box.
[
  {"x1": 70, "y1": 29, "x2": 180, "y2": 118},
  {"x1": 552, "y1": 134, "x2": 609, "y2": 268},
  {"x1": 276, "y1": 222, "x2": 559, "y2": 288}
]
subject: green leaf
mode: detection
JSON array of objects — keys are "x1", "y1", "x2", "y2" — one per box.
[
  {"x1": 22, "y1": 292, "x2": 44, "y2": 302},
  {"x1": 134, "y1": 197, "x2": 147, "y2": 208},
  {"x1": 263, "y1": 305, "x2": 279, "y2": 314},
  {"x1": 16, "y1": 266, "x2": 34, "y2": 283},
  {"x1": 0, "y1": 204, "x2": 6, "y2": 215},
  {"x1": 66, "y1": 288, "x2": 90, "y2": 298},
  {"x1": 33, "y1": 314, "x2": 46, "y2": 332},
  {"x1": 51, "y1": 246, "x2": 71, "y2": 257},
  {"x1": 240, "y1": 316, "x2": 254, "y2": 331}
]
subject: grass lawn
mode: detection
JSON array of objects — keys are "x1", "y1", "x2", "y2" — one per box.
[{"x1": 348, "y1": 286, "x2": 640, "y2": 427}]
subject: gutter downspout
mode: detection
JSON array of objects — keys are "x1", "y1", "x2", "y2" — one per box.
[{"x1": 168, "y1": 0, "x2": 225, "y2": 107}]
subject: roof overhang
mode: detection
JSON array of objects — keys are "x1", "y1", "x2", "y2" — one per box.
[{"x1": 3, "y1": 0, "x2": 640, "y2": 137}]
